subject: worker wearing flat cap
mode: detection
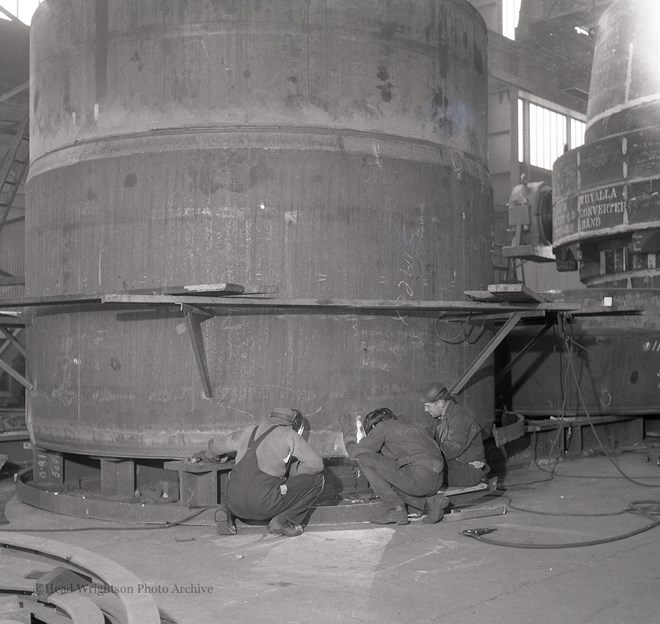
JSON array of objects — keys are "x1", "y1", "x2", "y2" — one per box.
[
  {"x1": 199, "y1": 408, "x2": 324, "y2": 537},
  {"x1": 341, "y1": 408, "x2": 449, "y2": 525},
  {"x1": 421, "y1": 382, "x2": 489, "y2": 487}
]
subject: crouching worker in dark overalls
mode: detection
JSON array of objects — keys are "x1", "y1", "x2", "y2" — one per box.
[
  {"x1": 201, "y1": 408, "x2": 325, "y2": 537},
  {"x1": 341, "y1": 408, "x2": 449, "y2": 525}
]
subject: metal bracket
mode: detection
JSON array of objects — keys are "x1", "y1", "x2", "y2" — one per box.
[
  {"x1": 450, "y1": 311, "x2": 524, "y2": 396},
  {"x1": 182, "y1": 304, "x2": 214, "y2": 398}
]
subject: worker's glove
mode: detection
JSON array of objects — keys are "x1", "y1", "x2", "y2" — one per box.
[{"x1": 340, "y1": 413, "x2": 358, "y2": 446}]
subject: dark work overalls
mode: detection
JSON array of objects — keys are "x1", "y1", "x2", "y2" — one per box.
[{"x1": 225, "y1": 425, "x2": 324, "y2": 525}]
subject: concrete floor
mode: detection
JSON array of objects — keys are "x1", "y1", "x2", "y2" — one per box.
[{"x1": 1, "y1": 451, "x2": 660, "y2": 624}]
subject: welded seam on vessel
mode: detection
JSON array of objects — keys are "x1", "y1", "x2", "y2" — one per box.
[{"x1": 29, "y1": 125, "x2": 490, "y2": 186}]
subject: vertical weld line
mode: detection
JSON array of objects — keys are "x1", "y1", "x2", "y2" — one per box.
[
  {"x1": 95, "y1": 0, "x2": 109, "y2": 103},
  {"x1": 77, "y1": 317, "x2": 82, "y2": 426},
  {"x1": 305, "y1": 0, "x2": 311, "y2": 102},
  {"x1": 625, "y1": 42, "x2": 634, "y2": 104}
]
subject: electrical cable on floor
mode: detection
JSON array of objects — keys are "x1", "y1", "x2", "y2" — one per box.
[
  {"x1": 523, "y1": 468, "x2": 660, "y2": 481},
  {"x1": 494, "y1": 492, "x2": 630, "y2": 517},
  {"x1": 0, "y1": 506, "x2": 211, "y2": 532},
  {"x1": 461, "y1": 500, "x2": 660, "y2": 549}
]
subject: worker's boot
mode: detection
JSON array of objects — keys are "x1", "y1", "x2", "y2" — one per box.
[
  {"x1": 423, "y1": 494, "x2": 450, "y2": 524},
  {"x1": 369, "y1": 504, "x2": 409, "y2": 525},
  {"x1": 268, "y1": 516, "x2": 304, "y2": 537},
  {"x1": 215, "y1": 504, "x2": 237, "y2": 535}
]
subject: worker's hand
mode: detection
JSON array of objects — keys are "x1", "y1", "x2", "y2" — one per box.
[{"x1": 192, "y1": 451, "x2": 227, "y2": 463}]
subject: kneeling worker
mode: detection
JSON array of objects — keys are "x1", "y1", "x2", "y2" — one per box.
[
  {"x1": 341, "y1": 408, "x2": 449, "y2": 525},
  {"x1": 421, "y1": 382, "x2": 489, "y2": 487},
  {"x1": 200, "y1": 408, "x2": 324, "y2": 537}
]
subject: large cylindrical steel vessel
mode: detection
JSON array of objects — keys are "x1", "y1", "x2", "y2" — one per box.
[
  {"x1": 508, "y1": 2, "x2": 660, "y2": 434},
  {"x1": 26, "y1": 0, "x2": 492, "y2": 458},
  {"x1": 553, "y1": 0, "x2": 660, "y2": 287}
]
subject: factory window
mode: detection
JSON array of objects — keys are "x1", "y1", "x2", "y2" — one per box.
[
  {"x1": 0, "y1": 0, "x2": 43, "y2": 25},
  {"x1": 502, "y1": 0, "x2": 522, "y2": 40},
  {"x1": 570, "y1": 118, "x2": 586, "y2": 148},
  {"x1": 518, "y1": 97, "x2": 587, "y2": 171},
  {"x1": 528, "y1": 102, "x2": 566, "y2": 170},
  {"x1": 518, "y1": 98, "x2": 525, "y2": 162}
]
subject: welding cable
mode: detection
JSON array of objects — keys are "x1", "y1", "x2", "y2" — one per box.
[
  {"x1": 461, "y1": 500, "x2": 660, "y2": 549},
  {"x1": 527, "y1": 336, "x2": 573, "y2": 477},
  {"x1": 0, "y1": 506, "x2": 211, "y2": 532},
  {"x1": 434, "y1": 313, "x2": 487, "y2": 346},
  {"x1": 465, "y1": 319, "x2": 487, "y2": 345},
  {"x1": 502, "y1": 475, "x2": 554, "y2": 487},
  {"x1": 527, "y1": 467, "x2": 660, "y2": 481},
  {"x1": 493, "y1": 492, "x2": 631, "y2": 517},
  {"x1": 434, "y1": 315, "x2": 470, "y2": 344}
]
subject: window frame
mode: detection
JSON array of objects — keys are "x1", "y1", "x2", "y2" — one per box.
[{"x1": 517, "y1": 92, "x2": 587, "y2": 170}]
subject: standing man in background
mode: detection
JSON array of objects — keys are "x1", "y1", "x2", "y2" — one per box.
[{"x1": 421, "y1": 382, "x2": 489, "y2": 487}]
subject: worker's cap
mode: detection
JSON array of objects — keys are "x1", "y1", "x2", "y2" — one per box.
[
  {"x1": 269, "y1": 408, "x2": 299, "y2": 424},
  {"x1": 421, "y1": 382, "x2": 451, "y2": 403}
]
